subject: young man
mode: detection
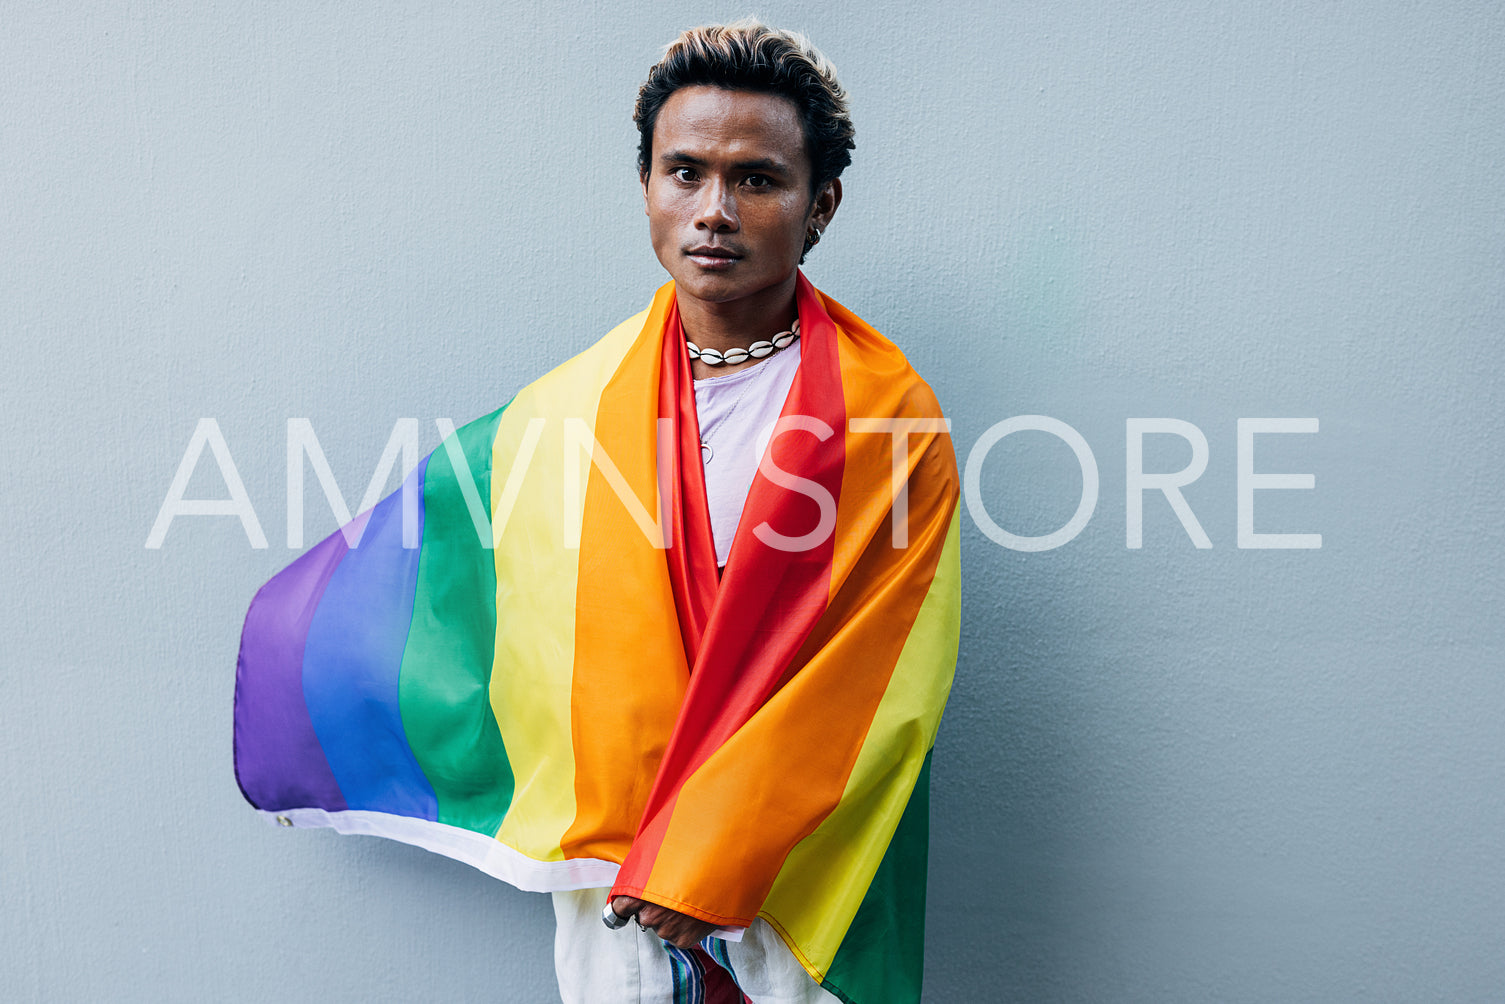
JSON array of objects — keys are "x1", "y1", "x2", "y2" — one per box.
[{"x1": 234, "y1": 20, "x2": 959, "y2": 1004}]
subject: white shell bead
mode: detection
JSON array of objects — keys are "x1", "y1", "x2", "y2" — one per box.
[{"x1": 686, "y1": 319, "x2": 799, "y2": 366}]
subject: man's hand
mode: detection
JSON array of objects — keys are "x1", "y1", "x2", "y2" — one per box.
[{"x1": 610, "y1": 895, "x2": 720, "y2": 949}]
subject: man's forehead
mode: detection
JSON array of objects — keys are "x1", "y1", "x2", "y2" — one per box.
[{"x1": 653, "y1": 86, "x2": 807, "y2": 168}]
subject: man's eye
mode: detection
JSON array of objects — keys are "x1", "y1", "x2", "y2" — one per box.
[
  {"x1": 671, "y1": 167, "x2": 697, "y2": 182},
  {"x1": 745, "y1": 175, "x2": 770, "y2": 187}
]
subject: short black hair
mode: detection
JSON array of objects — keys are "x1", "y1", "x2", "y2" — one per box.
[{"x1": 633, "y1": 19, "x2": 855, "y2": 196}]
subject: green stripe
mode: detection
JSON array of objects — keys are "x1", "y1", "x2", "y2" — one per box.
[
  {"x1": 820, "y1": 751, "x2": 932, "y2": 1004},
  {"x1": 398, "y1": 404, "x2": 514, "y2": 834}
]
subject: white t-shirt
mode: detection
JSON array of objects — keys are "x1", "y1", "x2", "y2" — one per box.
[{"x1": 692, "y1": 340, "x2": 802, "y2": 567}]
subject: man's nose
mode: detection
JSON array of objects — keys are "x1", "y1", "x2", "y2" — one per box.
[{"x1": 694, "y1": 179, "x2": 738, "y2": 232}]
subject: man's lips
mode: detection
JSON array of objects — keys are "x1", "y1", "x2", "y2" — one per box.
[{"x1": 685, "y1": 246, "x2": 743, "y2": 270}]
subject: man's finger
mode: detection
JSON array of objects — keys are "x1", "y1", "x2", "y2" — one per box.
[
  {"x1": 601, "y1": 902, "x2": 631, "y2": 929},
  {"x1": 634, "y1": 904, "x2": 669, "y2": 929},
  {"x1": 603, "y1": 895, "x2": 646, "y2": 931},
  {"x1": 669, "y1": 926, "x2": 705, "y2": 950}
]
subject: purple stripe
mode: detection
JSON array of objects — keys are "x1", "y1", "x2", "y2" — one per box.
[
  {"x1": 300, "y1": 459, "x2": 437, "y2": 818},
  {"x1": 233, "y1": 511, "x2": 373, "y2": 813}
]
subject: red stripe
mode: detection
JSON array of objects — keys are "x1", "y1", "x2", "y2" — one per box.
[{"x1": 658, "y1": 295, "x2": 720, "y2": 662}]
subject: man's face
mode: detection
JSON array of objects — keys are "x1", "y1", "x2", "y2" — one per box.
[{"x1": 641, "y1": 85, "x2": 837, "y2": 309}]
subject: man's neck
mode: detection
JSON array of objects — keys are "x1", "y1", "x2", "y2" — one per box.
[{"x1": 677, "y1": 275, "x2": 799, "y2": 364}]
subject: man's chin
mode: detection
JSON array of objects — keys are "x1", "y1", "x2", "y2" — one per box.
[
  {"x1": 669, "y1": 269, "x2": 792, "y2": 307},
  {"x1": 671, "y1": 273, "x2": 748, "y2": 304}
]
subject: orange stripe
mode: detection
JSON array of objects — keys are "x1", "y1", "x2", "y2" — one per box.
[
  {"x1": 562, "y1": 285, "x2": 691, "y2": 862},
  {"x1": 819, "y1": 287, "x2": 952, "y2": 593}
]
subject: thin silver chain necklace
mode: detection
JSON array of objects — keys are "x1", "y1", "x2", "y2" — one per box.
[{"x1": 696, "y1": 359, "x2": 778, "y2": 465}]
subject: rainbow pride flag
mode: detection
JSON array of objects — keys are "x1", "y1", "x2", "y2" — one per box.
[{"x1": 235, "y1": 272, "x2": 960, "y2": 1003}]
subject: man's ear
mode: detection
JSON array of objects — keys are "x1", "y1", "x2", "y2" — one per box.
[
  {"x1": 640, "y1": 168, "x2": 650, "y2": 215},
  {"x1": 813, "y1": 178, "x2": 843, "y2": 229}
]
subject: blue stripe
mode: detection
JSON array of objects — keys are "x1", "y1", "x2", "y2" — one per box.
[
  {"x1": 663, "y1": 943, "x2": 704, "y2": 1004},
  {"x1": 301, "y1": 458, "x2": 437, "y2": 818}
]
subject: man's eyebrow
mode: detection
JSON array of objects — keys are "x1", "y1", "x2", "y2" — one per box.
[{"x1": 658, "y1": 150, "x2": 791, "y2": 174}]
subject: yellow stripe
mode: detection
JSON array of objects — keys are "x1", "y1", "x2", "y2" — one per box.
[
  {"x1": 759, "y1": 509, "x2": 961, "y2": 979},
  {"x1": 489, "y1": 310, "x2": 648, "y2": 858}
]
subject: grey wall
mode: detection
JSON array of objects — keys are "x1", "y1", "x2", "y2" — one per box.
[{"x1": 4, "y1": 2, "x2": 1502, "y2": 1001}]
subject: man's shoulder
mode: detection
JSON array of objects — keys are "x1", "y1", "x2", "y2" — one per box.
[{"x1": 816, "y1": 288, "x2": 947, "y2": 423}]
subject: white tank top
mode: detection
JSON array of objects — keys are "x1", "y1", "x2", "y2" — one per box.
[{"x1": 692, "y1": 341, "x2": 802, "y2": 567}]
